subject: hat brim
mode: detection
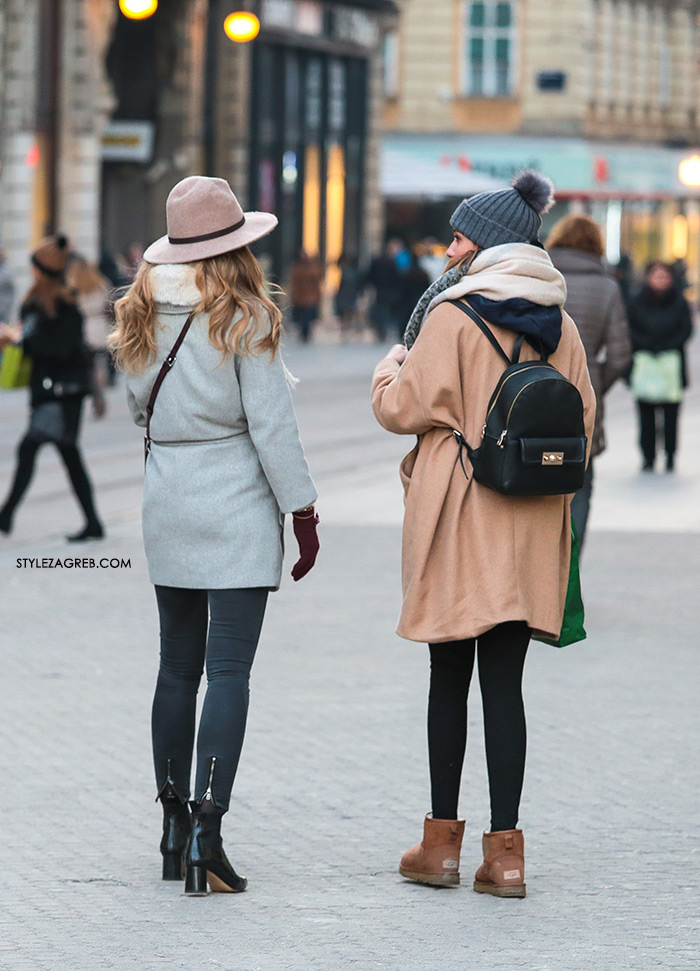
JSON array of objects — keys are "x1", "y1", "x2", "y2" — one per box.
[{"x1": 143, "y1": 212, "x2": 278, "y2": 265}]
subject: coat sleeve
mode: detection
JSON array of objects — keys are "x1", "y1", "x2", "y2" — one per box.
[
  {"x1": 601, "y1": 284, "x2": 632, "y2": 393},
  {"x1": 670, "y1": 299, "x2": 694, "y2": 349},
  {"x1": 236, "y1": 331, "x2": 317, "y2": 514},
  {"x1": 372, "y1": 306, "x2": 464, "y2": 436},
  {"x1": 126, "y1": 384, "x2": 147, "y2": 427}
]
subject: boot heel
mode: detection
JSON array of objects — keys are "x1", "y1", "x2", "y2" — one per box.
[
  {"x1": 185, "y1": 865, "x2": 208, "y2": 896},
  {"x1": 162, "y1": 853, "x2": 185, "y2": 881}
]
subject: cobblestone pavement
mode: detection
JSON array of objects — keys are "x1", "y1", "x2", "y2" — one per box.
[{"x1": 0, "y1": 335, "x2": 698, "y2": 970}]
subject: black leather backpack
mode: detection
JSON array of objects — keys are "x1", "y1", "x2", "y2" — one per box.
[{"x1": 450, "y1": 300, "x2": 587, "y2": 496}]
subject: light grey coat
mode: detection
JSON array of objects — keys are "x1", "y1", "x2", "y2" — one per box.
[{"x1": 126, "y1": 264, "x2": 317, "y2": 590}]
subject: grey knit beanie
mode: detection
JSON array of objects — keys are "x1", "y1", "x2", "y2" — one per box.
[{"x1": 450, "y1": 170, "x2": 555, "y2": 250}]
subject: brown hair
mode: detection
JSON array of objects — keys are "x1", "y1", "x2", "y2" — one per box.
[
  {"x1": 546, "y1": 215, "x2": 605, "y2": 257},
  {"x1": 443, "y1": 247, "x2": 481, "y2": 275},
  {"x1": 109, "y1": 247, "x2": 283, "y2": 374},
  {"x1": 24, "y1": 275, "x2": 75, "y2": 317},
  {"x1": 67, "y1": 257, "x2": 108, "y2": 296}
]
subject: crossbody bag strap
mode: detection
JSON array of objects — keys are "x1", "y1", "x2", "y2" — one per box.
[{"x1": 144, "y1": 310, "x2": 196, "y2": 464}]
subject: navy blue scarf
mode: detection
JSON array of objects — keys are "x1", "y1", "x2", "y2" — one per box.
[{"x1": 466, "y1": 294, "x2": 563, "y2": 355}]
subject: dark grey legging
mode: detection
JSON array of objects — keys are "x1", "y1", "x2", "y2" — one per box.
[{"x1": 152, "y1": 586, "x2": 268, "y2": 811}]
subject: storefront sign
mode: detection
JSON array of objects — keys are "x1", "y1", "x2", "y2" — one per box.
[
  {"x1": 261, "y1": 0, "x2": 323, "y2": 35},
  {"x1": 382, "y1": 133, "x2": 700, "y2": 199},
  {"x1": 102, "y1": 121, "x2": 154, "y2": 163}
]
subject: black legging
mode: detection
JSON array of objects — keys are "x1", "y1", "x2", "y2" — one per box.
[
  {"x1": 152, "y1": 586, "x2": 268, "y2": 811},
  {"x1": 428, "y1": 621, "x2": 530, "y2": 831},
  {"x1": 0, "y1": 398, "x2": 100, "y2": 526}
]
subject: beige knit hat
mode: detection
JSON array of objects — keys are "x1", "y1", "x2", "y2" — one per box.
[{"x1": 143, "y1": 176, "x2": 278, "y2": 264}]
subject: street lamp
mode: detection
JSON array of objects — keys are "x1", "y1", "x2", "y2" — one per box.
[
  {"x1": 119, "y1": 0, "x2": 158, "y2": 19},
  {"x1": 679, "y1": 154, "x2": 700, "y2": 188},
  {"x1": 223, "y1": 11, "x2": 260, "y2": 42}
]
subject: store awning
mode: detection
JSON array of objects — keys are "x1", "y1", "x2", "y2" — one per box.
[
  {"x1": 382, "y1": 133, "x2": 700, "y2": 200},
  {"x1": 381, "y1": 143, "x2": 507, "y2": 199}
]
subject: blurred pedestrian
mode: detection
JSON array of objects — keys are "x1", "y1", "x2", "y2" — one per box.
[
  {"x1": 389, "y1": 237, "x2": 411, "y2": 274},
  {"x1": 417, "y1": 238, "x2": 446, "y2": 283},
  {"x1": 289, "y1": 250, "x2": 323, "y2": 343},
  {"x1": 395, "y1": 253, "x2": 430, "y2": 340},
  {"x1": 0, "y1": 235, "x2": 104, "y2": 540},
  {"x1": 614, "y1": 253, "x2": 635, "y2": 309},
  {"x1": 0, "y1": 250, "x2": 15, "y2": 323},
  {"x1": 67, "y1": 256, "x2": 111, "y2": 418},
  {"x1": 366, "y1": 242, "x2": 400, "y2": 341},
  {"x1": 123, "y1": 242, "x2": 145, "y2": 282},
  {"x1": 100, "y1": 250, "x2": 130, "y2": 387},
  {"x1": 372, "y1": 172, "x2": 595, "y2": 898},
  {"x1": 334, "y1": 252, "x2": 362, "y2": 341},
  {"x1": 547, "y1": 215, "x2": 632, "y2": 545},
  {"x1": 671, "y1": 258, "x2": 689, "y2": 294},
  {"x1": 628, "y1": 261, "x2": 693, "y2": 473},
  {"x1": 110, "y1": 176, "x2": 319, "y2": 895}
]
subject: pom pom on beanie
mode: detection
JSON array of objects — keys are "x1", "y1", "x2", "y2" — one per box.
[{"x1": 512, "y1": 170, "x2": 555, "y2": 215}]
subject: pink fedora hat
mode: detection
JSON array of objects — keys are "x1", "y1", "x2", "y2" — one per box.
[{"x1": 143, "y1": 176, "x2": 278, "y2": 264}]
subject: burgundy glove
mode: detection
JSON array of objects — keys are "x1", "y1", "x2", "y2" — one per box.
[{"x1": 291, "y1": 509, "x2": 320, "y2": 581}]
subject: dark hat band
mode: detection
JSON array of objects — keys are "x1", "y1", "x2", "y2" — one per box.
[
  {"x1": 168, "y1": 216, "x2": 246, "y2": 245},
  {"x1": 31, "y1": 254, "x2": 64, "y2": 279}
]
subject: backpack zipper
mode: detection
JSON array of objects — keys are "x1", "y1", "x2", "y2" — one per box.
[
  {"x1": 485, "y1": 361, "x2": 551, "y2": 421},
  {"x1": 494, "y1": 377, "x2": 547, "y2": 447}
]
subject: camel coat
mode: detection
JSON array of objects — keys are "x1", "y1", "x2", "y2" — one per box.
[{"x1": 372, "y1": 302, "x2": 596, "y2": 644}]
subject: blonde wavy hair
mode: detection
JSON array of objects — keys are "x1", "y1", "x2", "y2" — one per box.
[{"x1": 109, "y1": 247, "x2": 282, "y2": 374}]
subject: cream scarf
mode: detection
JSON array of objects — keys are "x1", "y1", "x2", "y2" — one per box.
[{"x1": 404, "y1": 244, "x2": 567, "y2": 350}]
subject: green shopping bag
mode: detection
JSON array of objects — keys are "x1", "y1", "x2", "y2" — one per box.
[
  {"x1": 534, "y1": 521, "x2": 586, "y2": 648},
  {"x1": 0, "y1": 345, "x2": 32, "y2": 390},
  {"x1": 630, "y1": 349, "x2": 683, "y2": 404}
]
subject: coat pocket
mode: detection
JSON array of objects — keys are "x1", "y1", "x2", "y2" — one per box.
[{"x1": 399, "y1": 441, "x2": 420, "y2": 493}]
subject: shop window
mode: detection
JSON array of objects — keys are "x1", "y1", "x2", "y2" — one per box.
[
  {"x1": 463, "y1": 1, "x2": 516, "y2": 98},
  {"x1": 383, "y1": 30, "x2": 399, "y2": 98}
]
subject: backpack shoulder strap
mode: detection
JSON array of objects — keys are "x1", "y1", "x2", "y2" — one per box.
[
  {"x1": 144, "y1": 310, "x2": 196, "y2": 464},
  {"x1": 447, "y1": 299, "x2": 512, "y2": 365}
]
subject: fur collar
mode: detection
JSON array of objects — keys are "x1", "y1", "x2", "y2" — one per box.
[{"x1": 149, "y1": 263, "x2": 201, "y2": 307}]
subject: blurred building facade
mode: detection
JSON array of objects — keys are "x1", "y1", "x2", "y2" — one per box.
[
  {"x1": 103, "y1": 0, "x2": 396, "y2": 284},
  {"x1": 0, "y1": 0, "x2": 115, "y2": 302},
  {"x1": 382, "y1": 0, "x2": 700, "y2": 281},
  {"x1": 0, "y1": 0, "x2": 395, "y2": 306}
]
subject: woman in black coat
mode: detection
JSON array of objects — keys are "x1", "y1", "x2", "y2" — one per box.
[
  {"x1": 627, "y1": 262, "x2": 693, "y2": 473},
  {"x1": 0, "y1": 235, "x2": 104, "y2": 539}
]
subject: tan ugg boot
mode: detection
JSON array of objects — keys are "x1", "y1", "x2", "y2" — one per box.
[
  {"x1": 399, "y1": 814, "x2": 465, "y2": 886},
  {"x1": 473, "y1": 829, "x2": 526, "y2": 898}
]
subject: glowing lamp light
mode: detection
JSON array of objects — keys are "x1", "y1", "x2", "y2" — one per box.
[
  {"x1": 679, "y1": 154, "x2": 700, "y2": 188},
  {"x1": 224, "y1": 11, "x2": 260, "y2": 43},
  {"x1": 25, "y1": 143, "x2": 40, "y2": 168},
  {"x1": 119, "y1": 0, "x2": 158, "y2": 20}
]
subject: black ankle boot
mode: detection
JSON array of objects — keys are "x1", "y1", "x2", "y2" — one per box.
[
  {"x1": 184, "y1": 759, "x2": 246, "y2": 895},
  {"x1": 0, "y1": 506, "x2": 13, "y2": 535},
  {"x1": 157, "y1": 777, "x2": 191, "y2": 881},
  {"x1": 67, "y1": 521, "x2": 104, "y2": 542}
]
